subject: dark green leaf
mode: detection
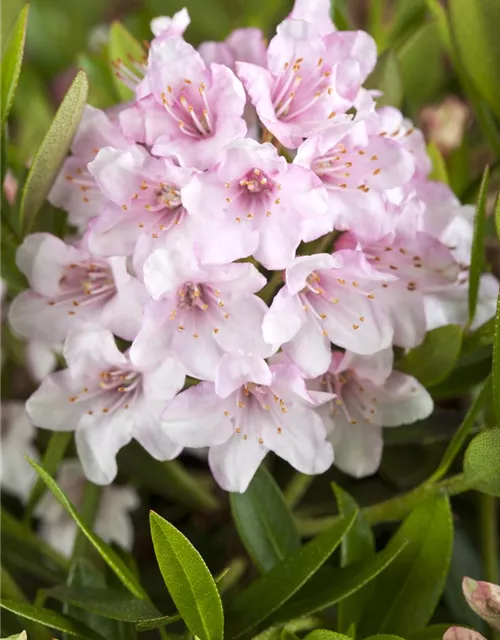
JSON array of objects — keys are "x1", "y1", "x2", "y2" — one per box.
[
  {"x1": 333, "y1": 485, "x2": 374, "y2": 634},
  {"x1": 0, "y1": 600, "x2": 106, "y2": 640},
  {"x1": 427, "y1": 142, "x2": 449, "y2": 184},
  {"x1": 408, "y1": 625, "x2": 455, "y2": 640},
  {"x1": 426, "y1": 0, "x2": 453, "y2": 55},
  {"x1": 449, "y1": 0, "x2": 500, "y2": 118},
  {"x1": 396, "y1": 325, "x2": 462, "y2": 387},
  {"x1": 78, "y1": 51, "x2": 119, "y2": 109},
  {"x1": 494, "y1": 192, "x2": 500, "y2": 242},
  {"x1": 230, "y1": 466, "x2": 301, "y2": 573},
  {"x1": 28, "y1": 459, "x2": 146, "y2": 599},
  {"x1": 468, "y1": 166, "x2": 490, "y2": 325},
  {"x1": 25, "y1": 431, "x2": 72, "y2": 519},
  {"x1": 365, "y1": 50, "x2": 403, "y2": 108},
  {"x1": 271, "y1": 535, "x2": 407, "y2": 625},
  {"x1": 47, "y1": 586, "x2": 163, "y2": 623},
  {"x1": 463, "y1": 428, "x2": 500, "y2": 496},
  {"x1": 358, "y1": 494, "x2": 453, "y2": 636},
  {"x1": 226, "y1": 512, "x2": 356, "y2": 639},
  {"x1": 149, "y1": 511, "x2": 223, "y2": 640},
  {"x1": 19, "y1": 70, "x2": 88, "y2": 234},
  {"x1": 108, "y1": 22, "x2": 146, "y2": 101},
  {"x1": 492, "y1": 292, "x2": 500, "y2": 423},
  {"x1": 1, "y1": 4, "x2": 29, "y2": 127}
]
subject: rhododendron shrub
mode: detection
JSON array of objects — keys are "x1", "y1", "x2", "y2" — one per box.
[{"x1": 2, "y1": 0, "x2": 500, "y2": 638}]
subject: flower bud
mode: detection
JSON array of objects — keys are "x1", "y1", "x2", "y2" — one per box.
[
  {"x1": 462, "y1": 577, "x2": 500, "y2": 631},
  {"x1": 443, "y1": 626, "x2": 487, "y2": 640}
]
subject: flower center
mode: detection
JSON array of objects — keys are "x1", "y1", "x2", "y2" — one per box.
[
  {"x1": 239, "y1": 168, "x2": 273, "y2": 194},
  {"x1": 160, "y1": 81, "x2": 213, "y2": 138},
  {"x1": 156, "y1": 183, "x2": 182, "y2": 209},
  {"x1": 48, "y1": 261, "x2": 116, "y2": 314},
  {"x1": 177, "y1": 282, "x2": 209, "y2": 310}
]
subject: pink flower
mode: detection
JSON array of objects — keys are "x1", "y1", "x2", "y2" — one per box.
[
  {"x1": 311, "y1": 348, "x2": 433, "y2": 477},
  {"x1": 161, "y1": 352, "x2": 334, "y2": 492},
  {"x1": 289, "y1": 0, "x2": 335, "y2": 35},
  {"x1": 150, "y1": 8, "x2": 190, "y2": 43},
  {"x1": 26, "y1": 329, "x2": 185, "y2": 485},
  {"x1": 86, "y1": 144, "x2": 196, "y2": 257},
  {"x1": 199, "y1": 28, "x2": 267, "y2": 69},
  {"x1": 236, "y1": 18, "x2": 376, "y2": 148},
  {"x1": 337, "y1": 225, "x2": 460, "y2": 348},
  {"x1": 9, "y1": 234, "x2": 147, "y2": 343},
  {"x1": 294, "y1": 120, "x2": 415, "y2": 240},
  {"x1": 462, "y1": 577, "x2": 500, "y2": 632},
  {"x1": 49, "y1": 106, "x2": 130, "y2": 231},
  {"x1": 122, "y1": 38, "x2": 247, "y2": 170},
  {"x1": 443, "y1": 628, "x2": 487, "y2": 640},
  {"x1": 181, "y1": 138, "x2": 332, "y2": 268},
  {"x1": 130, "y1": 243, "x2": 274, "y2": 380},
  {"x1": 263, "y1": 251, "x2": 394, "y2": 377}
]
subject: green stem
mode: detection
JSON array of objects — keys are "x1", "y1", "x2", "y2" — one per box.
[
  {"x1": 284, "y1": 474, "x2": 314, "y2": 509},
  {"x1": 259, "y1": 270, "x2": 284, "y2": 304},
  {"x1": 295, "y1": 473, "x2": 474, "y2": 536},
  {"x1": 480, "y1": 494, "x2": 499, "y2": 584},
  {"x1": 72, "y1": 482, "x2": 102, "y2": 559}
]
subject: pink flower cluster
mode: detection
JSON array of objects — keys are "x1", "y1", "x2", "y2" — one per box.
[{"x1": 10, "y1": 0, "x2": 498, "y2": 492}]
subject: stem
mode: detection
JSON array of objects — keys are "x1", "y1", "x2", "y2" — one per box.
[
  {"x1": 284, "y1": 474, "x2": 313, "y2": 509},
  {"x1": 258, "y1": 270, "x2": 284, "y2": 304},
  {"x1": 295, "y1": 473, "x2": 475, "y2": 536},
  {"x1": 480, "y1": 494, "x2": 499, "y2": 584}
]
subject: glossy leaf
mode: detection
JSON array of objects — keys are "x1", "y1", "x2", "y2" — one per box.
[
  {"x1": 463, "y1": 428, "x2": 500, "y2": 496},
  {"x1": 230, "y1": 466, "x2": 301, "y2": 573},
  {"x1": 47, "y1": 585, "x2": 163, "y2": 623},
  {"x1": 396, "y1": 325, "x2": 462, "y2": 386},
  {"x1": 333, "y1": 485, "x2": 374, "y2": 634},
  {"x1": 25, "y1": 431, "x2": 72, "y2": 518},
  {"x1": 150, "y1": 511, "x2": 223, "y2": 640},
  {"x1": 19, "y1": 70, "x2": 88, "y2": 234},
  {"x1": 427, "y1": 142, "x2": 449, "y2": 184},
  {"x1": 108, "y1": 21, "x2": 146, "y2": 101},
  {"x1": 365, "y1": 50, "x2": 403, "y2": 108},
  {"x1": 271, "y1": 535, "x2": 407, "y2": 625},
  {"x1": 1, "y1": 4, "x2": 29, "y2": 127},
  {"x1": 449, "y1": 0, "x2": 500, "y2": 118},
  {"x1": 0, "y1": 600, "x2": 106, "y2": 640},
  {"x1": 468, "y1": 166, "x2": 490, "y2": 325},
  {"x1": 28, "y1": 459, "x2": 146, "y2": 599},
  {"x1": 358, "y1": 494, "x2": 453, "y2": 636},
  {"x1": 225, "y1": 512, "x2": 356, "y2": 639}
]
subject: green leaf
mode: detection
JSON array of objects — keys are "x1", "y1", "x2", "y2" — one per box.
[
  {"x1": 365, "y1": 50, "x2": 403, "y2": 108},
  {"x1": 364, "y1": 637, "x2": 405, "y2": 640},
  {"x1": 2, "y1": 633, "x2": 28, "y2": 640},
  {"x1": 108, "y1": 21, "x2": 146, "y2": 101},
  {"x1": 0, "y1": 600, "x2": 107, "y2": 640},
  {"x1": 149, "y1": 511, "x2": 223, "y2": 640},
  {"x1": 78, "y1": 50, "x2": 119, "y2": 109},
  {"x1": 230, "y1": 466, "x2": 301, "y2": 573},
  {"x1": 449, "y1": 0, "x2": 500, "y2": 118},
  {"x1": 396, "y1": 325, "x2": 463, "y2": 386},
  {"x1": 19, "y1": 70, "x2": 88, "y2": 235},
  {"x1": 304, "y1": 633, "x2": 352, "y2": 640},
  {"x1": 407, "y1": 625, "x2": 453, "y2": 640},
  {"x1": 468, "y1": 166, "x2": 490, "y2": 325},
  {"x1": 463, "y1": 428, "x2": 500, "y2": 496},
  {"x1": 271, "y1": 536, "x2": 407, "y2": 625},
  {"x1": 47, "y1": 586, "x2": 163, "y2": 623},
  {"x1": 494, "y1": 192, "x2": 500, "y2": 242},
  {"x1": 427, "y1": 142, "x2": 449, "y2": 184},
  {"x1": 358, "y1": 494, "x2": 453, "y2": 636},
  {"x1": 333, "y1": 485, "x2": 374, "y2": 634},
  {"x1": 28, "y1": 459, "x2": 146, "y2": 600},
  {"x1": 1, "y1": 4, "x2": 29, "y2": 127},
  {"x1": 25, "y1": 431, "x2": 72, "y2": 519},
  {"x1": 492, "y1": 292, "x2": 500, "y2": 424},
  {"x1": 426, "y1": 0, "x2": 453, "y2": 56},
  {"x1": 225, "y1": 512, "x2": 356, "y2": 639}
]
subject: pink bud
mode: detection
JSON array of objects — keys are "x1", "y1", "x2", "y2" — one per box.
[
  {"x1": 443, "y1": 626, "x2": 487, "y2": 640},
  {"x1": 462, "y1": 577, "x2": 500, "y2": 631}
]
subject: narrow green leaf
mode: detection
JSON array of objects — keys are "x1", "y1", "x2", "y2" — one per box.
[
  {"x1": 396, "y1": 325, "x2": 462, "y2": 387},
  {"x1": 426, "y1": 0, "x2": 453, "y2": 56},
  {"x1": 449, "y1": 0, "x2": 500, "y2": 118},
  {"x1": 427, "y1": 142, "x2": 449, "y2": 184},
  {"x1": 47, "y1": 586, "x2": 163, "y2": 623},
  {"x1": 149, "y1": 511, "x2": 223, "y2": 640},
  {"x1": 226, "y1": 512, "x2": 357, "y2": 639},
  {"x1": 408, "y1": 625, "x2": 454, "y2": 640},
  {"x1": 358, "y1": 494, "x2": 453, "y2": 636},
  {"x1": 365, "y1": 50, "x2": 403, "y2": 108},
  {"x1": 463, "y1": 428, "x2": 500, "y2": 496},
  {"x1": 108, "y1": 22, "x2": 146, "y2": 101},
  {"x1": 0, "y1": 600, "x2": 106, "y2": 640},
  {"x1": 494, "y1": 192, "x2": 500, "y2": 242},
  {"x1": 1, "y1": 4, "x2": 29, "y2": 127},
  {"x1": 271, "y1": 536, "x2": 407, "y2": 625},
  {"x1": 304, "y1": 632, "x2": 351, "y2": 640},
  {"x1": 25, "y1": 431, "x2": 72, "y2": 519},
  {"x1": 493, "y1": 292, "x2": 500, "y2": 424},
  {"x1": 19, "y1": 70, "x2": 88, "y2": 234},
  {"x1": 28, "y1": 459, "x2": 146, "y2": 600},
  {"x1": 333, "y1": 485, "x2": 375, "y2": 634},
  {"x1": 230, "y1": 466, "x2": 301, "y2": 573},
  {"x1": 468, "y1": 166, "x2": 490, "y2": 325}
]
